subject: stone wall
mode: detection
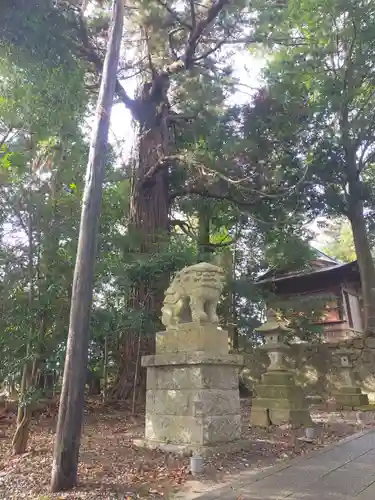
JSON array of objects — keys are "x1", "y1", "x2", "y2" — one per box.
[{"x1": 239, "y1": 337, "x2": 375, "y2": 402}]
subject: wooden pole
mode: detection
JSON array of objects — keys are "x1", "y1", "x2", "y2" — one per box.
[{"x1": 50, "y1": 0, "x2": 124, "y2": 491}]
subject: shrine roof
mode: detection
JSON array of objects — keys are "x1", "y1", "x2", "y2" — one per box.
[{"x1": 257, "y1": 249, "x2": 358, "y2": 286}]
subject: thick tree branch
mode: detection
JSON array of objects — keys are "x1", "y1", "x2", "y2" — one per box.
[
  {"x1": 193, "y1": 39, "x2": 226, "y2": 62},
  {"x1": 142, "y1": 155, "x2": 182, "y2": 182},
  {"x1": 202, "y1": 35, "x2": 307, "y2": 46},
  {"x1": 170, "y1": 218, "x2": 194, "y2": 237},
  {"x1": 169, "y1": 186, "x2": 259, "y2": 210},
  {"x1": 184, "y1": 0, "x2": 229, "y2": 68},
  {"x1": 0, "y1": 127, "x2": 13, "y2": 149},
  {"x1": 167, "y1": 109, "x2": 201, "y2": 122},
  {"x1": 152, "y1": 0, "x2": 230, "y2": 79},
  {"x1": 155, "y1": 0, "x2": 192, "y2": 28},
  {"x1": 168, "y1": 27, "x2": 185, "y2": 60},
  {"x1": 76, "y1": 10, "x2": 138, "y2": 113},
  {"x1": 189, "y1": 0, "x2": 196, "y2": 29}
]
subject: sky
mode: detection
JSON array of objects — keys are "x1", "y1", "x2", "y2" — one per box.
[
  {"x1": 105, "y1": 48, "x2": 328, "y2": 249},
  {"x1": 107, "y1": 50, "x2": 266, "y2": 159}
]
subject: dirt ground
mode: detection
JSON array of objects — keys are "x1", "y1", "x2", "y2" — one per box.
[{"x1": 1, "y1": 399, "x2": 375, "y2": 500}]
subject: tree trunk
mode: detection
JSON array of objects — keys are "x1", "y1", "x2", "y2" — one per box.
[
  {"x1": 12, "y1": 171, "x2": 35, "y2": 455},
  {"x1": 106, "y1": 0, "x2": 230, "y2": 401},
  {"x1": 50, "y1": 0, "x2": 123, "y2": 491},
  {"x1": 12, "y1": 360, "x2": 38, "y2": 454},
  {"x1": 12, "y1": 364, "x2": 30, "y2": 455},
  {"x1": 113, "y1": 80, "x2": 172, "y2": 400},
  {"x1": 197, "y1": 204, "x2": 213, "y2": 263},
  {"x1": 348, "y1": 194, "x2": 375, "y2": 337},
  {"x1": 102, "y1": 335, "x2": 108, "y2": 402}
]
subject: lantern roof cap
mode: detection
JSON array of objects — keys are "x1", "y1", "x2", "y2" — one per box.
[{"x1": 255, "y1": 309, "x2": 294, "y2": 334}]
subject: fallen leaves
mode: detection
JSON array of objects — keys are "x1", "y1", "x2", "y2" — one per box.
[{"x1": 0, "y1": 399, "x2": 375, "y2": 499}]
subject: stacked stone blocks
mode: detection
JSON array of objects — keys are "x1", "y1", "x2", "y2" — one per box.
[{"x1": 137, "y1": 263, "x2": 244, "y2": 456}]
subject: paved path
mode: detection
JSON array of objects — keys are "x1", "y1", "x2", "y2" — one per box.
[{"x1": 186, "y1": 430, "x2": 375, "y2": 499}]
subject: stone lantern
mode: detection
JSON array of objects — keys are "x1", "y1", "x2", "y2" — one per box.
[
  {"x1": 332, "y1": 347, "x2": 368, "y2": 409},
  {"x1": 250, "y1": 309, "x2": 312, "y2": 427},
  {"x1": 257, "y1": 309, "x2": 292, "y2": 371}
]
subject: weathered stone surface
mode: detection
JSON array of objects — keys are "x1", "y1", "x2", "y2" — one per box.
[
  {"x1": 146, "y1": 366, "x2": 201, "y2": 390},
  {"x1": 145, "y1": 414, "x2": 241, "y2": 445},
  {"x1": 146, "y1": 364, "x2": 240, "y2": 391},
  {"x1": 252, "y1": 396, "x2": 308, "y2": 411},
  {"x1": 332, "y1": 384, "x2": 369, "y2": 409},
  {"x1": 203, "y1": 415, "x2": 241, "y2": 444},
  {"x1": 251, "y1": 364, "x2": 311, "y2": 428},
  {"x1": 140, "y1": 290, "x2": 243, "y2": 454},
  {"x1": 142, "y1": 351, "x2": 244, "y2": 368},
  {"x1": 146, "y1": 388, "x2": 240, "y2": 416},
  {"x1": 261, "y1": 371, "x2": 294, "y2": 386},
  {"x1": 352, "y1": 337, "x2": 364, "y2": 349},
  {"x1": 161, "y1": 262, "x2": 225, "y2": 327},
  {"x1": 133, "y1": 438, "x2": 251, "y2": 457},
  {"x1": 201, "y1": 365, "x2": 239, "y2": 390},
  {"x1": 239, "y1": 338, "x2": 375, "y2": 402},
  {"x1": 361, "y1": 349, "x2": 373, "y2": 363},
  {"x1": 256, "y1": 384, "x2": 303, "y2": 400},
  {"x1": 251, "y1": 407, "x2": 312, "y2": 427},
  {"x1": 145, "y1": 414, "x2": 202, "y2": 444},
  {"x1": 250, "y1": 407, "x2": 271, "y2": 427},
  {"x1": 333, "y1": 391, "x2": 369, "y2": 409},
  {"x1": 156, "y1": 323, "x2": 228, "y2": 355}
]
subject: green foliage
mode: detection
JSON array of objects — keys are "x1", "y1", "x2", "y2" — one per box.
[
  {"x1": 0, "y1": 41, "x2": 87, "y2": 140},
  {"x1": 1, "y1": 0, "x2": 83, "y2": 71},
  {"x1": 271, "y1": 294, "x2": 330, "y2": 342},
  {"x1": 0, "y1": 0, "x2": 339, "y2": 394},
  {"x1": 321, "y1": 219, "x2": 357, "y2": 263},
  {"x1": 252, "y1": 0, "x2": 375, "y2": 219}
]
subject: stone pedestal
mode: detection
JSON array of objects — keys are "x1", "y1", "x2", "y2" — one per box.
[
  {"x1": 136, "y1": 323, "x2": 244, "y2": 456},
  {"x1": 332, "y1": 348, "x2": 369, "y2": 409},
  {"x1": 250, "y1": 311, "x2": 312, "y2": 428},
  {"x1": 251, "y1": 370, "x2": 312, "y2": 427}
]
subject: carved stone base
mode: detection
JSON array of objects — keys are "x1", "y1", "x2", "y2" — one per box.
[
  {"x1": 139, "y1": 349, "x2": 243, "y2": 453},
  {"x1": 250, "y1": 370, "x2": 312, "y2": 428},
  {"x1": 133, "y1": 438, "x2": 252, "y2": 457},
  {"x1": 333, "y1": 386, "x2": 369, "y2": 409},
  {"x1": 156, "y1": 323, "x2": 229, "y2": 354}
]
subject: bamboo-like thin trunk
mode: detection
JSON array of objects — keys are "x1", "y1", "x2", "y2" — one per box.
[
  {"x1": 197, "y1": 204, "x2": 212, "y2": 263},
  {"x1": 12, "y1": 174, "x2": 34, "y2": 455},
  {"x1": 102, "y1": 335, "x2": 108, "y2": 402},
  {"x1": 132, "y1": 329, "x2": 142, "y2": 415}
]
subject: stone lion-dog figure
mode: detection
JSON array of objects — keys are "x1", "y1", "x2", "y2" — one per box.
[{"x1": 161, "y1": 262, "x2": 226, "y2": 327}]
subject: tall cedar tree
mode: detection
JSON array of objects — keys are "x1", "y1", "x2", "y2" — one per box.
[
  {"x1": 83, "y1": 0, "x2": 254, "y2": 397},
  {"x1": 1, "y1": 0, "x2": 311, "y2": 394}
]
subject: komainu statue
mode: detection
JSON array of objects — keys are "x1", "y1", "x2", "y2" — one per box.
[{"x1": 161, "y1": 262, "x2": 226, "y2": 327}]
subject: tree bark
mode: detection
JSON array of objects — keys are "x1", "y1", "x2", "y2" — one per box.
[
  {"x1": 75, "y1": 0, "x2": 231, "y2": 400},
  {"x1": 12, "y1": 364, "x2": 31, "y2": 455},
  {"x1": 12, "y1": 173, "x2": 35, "y2": 455},
  {"x1": 50, "y1": 0, "x2": 124, "y2": 491},
  {"x1": 102, "y1": 335, "x2": 108, "y2": 402},
  {"x1": 347, "y1": 192, "x2": 375, "y2": 337},
  {"x1": 112, "y1": 79, "x2": 172, "y2": 400},
  {"x1": 197, "y1": 204, "x2": 213, "y2": 263}
]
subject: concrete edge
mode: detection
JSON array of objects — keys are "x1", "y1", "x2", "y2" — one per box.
[{"x1": 171, "y1": 427, "x2": 375, "y2": 499}]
